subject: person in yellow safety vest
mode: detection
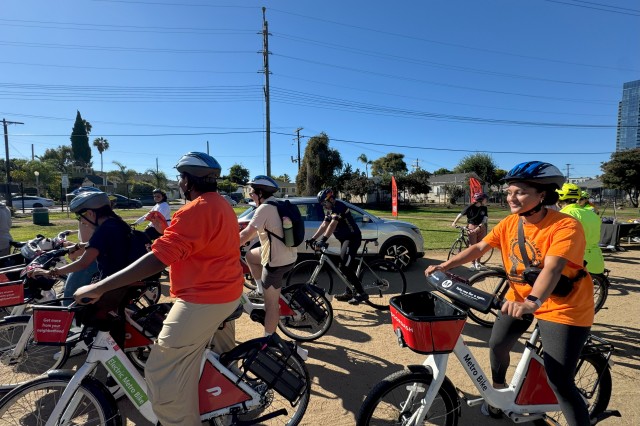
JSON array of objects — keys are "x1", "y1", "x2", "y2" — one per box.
[
  {"x1": 556, "y1": 184, "x2": 605, "y2": 275},
  {"x1": 578, "y1": 190, "x2": 599, "y2": 215}
]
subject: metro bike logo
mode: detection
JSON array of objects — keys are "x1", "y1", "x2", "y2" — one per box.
[{"x1": 198, "y1": 362, "x2": 252, "y2": 414}]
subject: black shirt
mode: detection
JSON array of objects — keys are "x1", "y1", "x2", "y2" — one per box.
[
  {"x1": 459, "y1": 204, "x2": 488, "y2": 226},
  {"x1": 86, "y1": 217, "x2": 132, "y2": 279},
  {"x1": 324, "y1": 200, "x2": 362, "y2": 241}
]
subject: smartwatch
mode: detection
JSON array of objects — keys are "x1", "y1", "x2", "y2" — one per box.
[{"x1": 525, "y1": 295, "x2": 542, "y2": 308}]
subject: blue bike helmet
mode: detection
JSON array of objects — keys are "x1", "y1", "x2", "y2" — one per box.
[
  {"x1": 249, "y1": 175, "x2": 279, "y2": 194},
  {"x1": 175, "y1": 152, "x2": 221, "y2": 178},
  {"x1": 503, "y1": 161, "x2": 565, "y2": 189}
]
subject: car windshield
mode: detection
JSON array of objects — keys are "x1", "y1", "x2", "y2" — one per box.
[{"x1": 237, "y1": 206, "x2": 255, "y2": 219}]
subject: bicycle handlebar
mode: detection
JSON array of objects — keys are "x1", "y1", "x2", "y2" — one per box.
[{"x1": 426, "y1": 270, "x2": 502, "y2": 313}]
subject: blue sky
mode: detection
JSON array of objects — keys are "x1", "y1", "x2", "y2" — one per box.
[{"x1": 1, "y1": 0, "x2": 639, "y2": 185}]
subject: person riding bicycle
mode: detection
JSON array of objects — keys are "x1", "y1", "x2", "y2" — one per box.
[
  {"x1": 133, "y1": 188, "x2": 171, "y2": 240},
  {"x1": 74, "y1": 152, "x2": 243, "y2": 426},
  {"x1": 239, "y1": 175, "x2": 297, "y2": 336},
  {"x1": 309, "y1": 188, "x2": 368, "y2": 305},
  {"x1": 556, "y1": 183, "x2": 605, "y2": 276},
  {"x1": 578, "y1": 190, "x2": 600, "y2": 215},
  {"x1": 451, "y1": 191, "x2": 489, "y2": 270},
  {"x1": 426, "y1": 161, "x2": 594, "y2": 425}
]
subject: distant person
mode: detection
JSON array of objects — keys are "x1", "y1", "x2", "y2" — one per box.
[
  {"x1": 578, "y1": 190, "x2": 599, "y2": 215},
  {"x1": 0, "y1": 201, "x2": 12, "y2": 257},
  {"x1": 309, "y1": 188, "x2": 368, "y2": 305},
  {"x1": 133, "y1": 188, "x2": 171, "y2": 240},
  {"x1": 451, "y1": 192, "x2": 489, "y2": 269}
]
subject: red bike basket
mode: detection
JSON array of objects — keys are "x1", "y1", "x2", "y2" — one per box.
[
  {"x1": 0, "y1": 280, "x2": 24, "y2": 308},
  {"x1": 390, "y1": 291, "x2": 467, "y2": 354},
  {"x1": 33, "y1": 305, "x2": 75, "y2": 345}
]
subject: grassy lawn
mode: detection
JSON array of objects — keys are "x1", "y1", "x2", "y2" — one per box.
[{"x1": 9, "y1": 203, "x2": 639, "y2": 252}]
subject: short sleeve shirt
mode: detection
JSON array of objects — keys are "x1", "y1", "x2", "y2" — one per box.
[
  {"x1": 249, "y1": 197, "x2": 297, "y2": 267},
  {"x1": 324, "y1": 200, "x2": 361, "y2": 241},
  {"x1": 459, "y1": 204, "x2": 487, "y2": 225},
  {"x1": 560, "y1": 203, "x2": 604, "y2": 274},
  {"x1": 483, "y1": 210, "x2": 594, "y2": 327}
]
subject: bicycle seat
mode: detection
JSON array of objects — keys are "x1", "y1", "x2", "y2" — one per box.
[{"x1": 426, "y1": 271, "x2": 499, "y2": 313}]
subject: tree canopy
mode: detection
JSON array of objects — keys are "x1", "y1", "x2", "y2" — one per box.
[
  {"x1": 453, "y1": 153, "x2": 499, "y2": 188},
  {"x1": 70, "y1": 111, "x2": 92, "y2": 167},
  {"x1": 228, "y1": 164, "x2": 250, "y2": 185},
  {"x1": 296, "y1": 133, "x2": 342, "y2": 195},
  {"x1": 39, "y1": 146, "x2": 74, "y2": 174},
  {"x1": 370, "y1": 153, "x2": 408, "y2": 177},
  {"x1": 600, "y1": 148, "x2": 640, "y2": 208}
]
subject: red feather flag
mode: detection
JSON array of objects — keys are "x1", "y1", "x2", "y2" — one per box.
[
  {"x1": 391, "y1": 176, "x2": 398, "y2": 217},
  {"x1": 469, "y1": 177, "x2": 482, "y2": 199}
]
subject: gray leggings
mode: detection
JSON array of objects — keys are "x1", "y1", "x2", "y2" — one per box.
[{"x1": 489, "y1": 313, "x2": 591, "y2": 426}]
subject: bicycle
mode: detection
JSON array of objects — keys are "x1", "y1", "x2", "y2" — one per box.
[
  {"x1": 465, "y1": 267, "x2": 611, "y2": 328},
  {"x1": 447, "y1": 225, "x2": 494, "y2": 265},
  {"x1": 239, "y1": 283, "x2": 333, "y2": 342},
  {"x1": 0, "y1": 301, "x2": 311, "y2": 426},
  {"x1": 0, "y1": 249, "x2": 161, "y2": 391},
  {"x1": 357, "y1": 270, "x2": 621, "y2": 425},
  {"x1": 285, "y1": 238, "x2": 407, "y2": 310}
]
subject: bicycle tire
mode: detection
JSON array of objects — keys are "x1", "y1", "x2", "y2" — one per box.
[
  {"x1": 447, "y1": 239, "x2": 464, "y2": 261},
  {"x1": 217, "y1": 340, "x2": 311, "y2": 426},
  {"x1": 466, "y1": 270, "x2": 509, "y2": 328},
  {"x1": 591, "y1": 273, "x2": 609, "y2": 314},
  {"x1": 357, "y1": 369, "x2": 458, "y2": 426},
  {"x1": 0, "y1": 317, "x2": 68, "y2": 392},
  {"x1": 359, "y1": 260, "x2": 407, "y2": 311},
  {"x1": 285, "y1": 260, "x2": 334, "y2": 295},
  {"x1": 479, "y1": 247, "x2": 495, "y2": 265},
  {"x1": 278, "y1": 284, "x2": 333, "y2": 341},
  {"x1": 534, "y1": 353, "x2": 612, "y2": 425},
  {"x1": 0, "y1": 375, "x2": 121, "y2": 426}
]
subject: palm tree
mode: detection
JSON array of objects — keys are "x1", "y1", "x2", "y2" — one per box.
[
  {"x1": 93, "y1": 137, "x2": 109, "y2": 187},
  {"x1": 357, "y1": 153, "x2": 372, "y2": 177},
  {"x1": 145, "y1": 169, "x2": 168, "y2": 189},
  {"x1": 112, "y1": 161, "x2": 136, "y2": 198}
]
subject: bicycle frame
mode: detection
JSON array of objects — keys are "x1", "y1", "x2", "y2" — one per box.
[
  {"x1": 410, "y1": 327, "x2": 564, "y2": 425},
  {"x1": 44, "y1": 329, "x2": 268, "y2": 425}
]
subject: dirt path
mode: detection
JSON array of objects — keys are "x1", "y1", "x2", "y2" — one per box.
[{"x1": 119, "y1": 244, "x2": 640, "y2": 425}]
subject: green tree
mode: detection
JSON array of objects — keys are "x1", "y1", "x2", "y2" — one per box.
[
  {"x1": 92, "y1": 137, "x2": 110, "y2": 186},
  {"x1": 433, "y1": 167, "x2": 451, "y2": 175},
  {"x1": 111, "y1": 161, "x2": 136, "y2": 198},
  {"x1": 39, "y1": 146, "x2": 74, "y2": 174},
  {"x1": 144, "y1": 169, "x2": 168, "y2": 189},
  {"x1": 443, "y1": 183, "x2": 465, "y2": 204},
  {"x1": 296, "y1": 133, "x2": 342, "y2": 195},
  {"x1": 273, "y1": 174, "x2": 291, "y2": 183},
  {"x1": 600, "y1": 148, "x2": 640, "y2": 208},
  {"x1": 453, "y1": 153, "x2": 498, "y2": 189},
  {"x1": 217, "y1": 179, "x2": 237, "y2": 194},
  {"x1": 357, "y1": 153, "x2": 373, "y2": 177},
  {"x1": 370, "y1": 153, "x2": 408, "y2": 178},
  {"x1": 402, "y1": 169, "x2": 432, "y2": 195},
  {"x1": 70, "y1": 111, "x2": 92, "y2": 167},
  {"x1": 228, "y1": 164, "x2": 250, "y2": 185},
  {"x1": 344, "y1": 172, "x2": 373, "y2": 203}
]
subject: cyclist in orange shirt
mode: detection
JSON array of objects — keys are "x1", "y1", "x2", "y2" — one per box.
[{"x1": 426, "y1": 161, "x2": 594, "y2": 425}]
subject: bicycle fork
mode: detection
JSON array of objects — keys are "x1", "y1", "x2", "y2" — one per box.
[{"x1": 401, "y1": 353, "x2": 450, "y2": 425}]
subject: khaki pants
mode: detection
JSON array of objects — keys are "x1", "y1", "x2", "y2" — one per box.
[{"x1": 145, "y1": 298, "x2": 239, "y2": 426}]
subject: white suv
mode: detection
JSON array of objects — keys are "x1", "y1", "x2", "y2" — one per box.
[{"x1": 237, "y1": 197, "x2": 424, "y2": 270}]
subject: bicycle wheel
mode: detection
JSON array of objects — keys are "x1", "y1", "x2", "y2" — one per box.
[
  {"x1": 591, "y1": 273, "x2": 609, "y2": 314},
  {"x1": 0, "y1": 375, "x2": 120, "y2": 426},
  {"x1": 0, "y1": 317, "x2": 68, "y2": 392},
  {"x1": 359, "y1": 260, "x2": 407, "y2": 311},
  {"x1": 479, "y1": 247, "x2": 494, "y2": 265},
  {"x1": 278, "y1": 284, "x2": 333, "y2": 341},
  {"x1": 534, "y1": 354, "x2": 612, "y2": 425},
  {"x1": 285, "y1": 260, "x2": 334, "y2": 295},
  {"x1": 466, "y1": 270, "x2": 509, "y2": 328},
  {"x1": 218, "y1": 341, "x2": 311, "y2": 426},
  {"x1": 447, "y1": 239, "x2": 464, "y2": 261},
  {"x1": 357, "y1": 369, "x2": 458, "y2": 426}
]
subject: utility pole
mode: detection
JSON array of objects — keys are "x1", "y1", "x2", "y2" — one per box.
[
  {"x1": 295, "y1": 127, "x2": 303, "y2": 170},
  {"x1": 412, "y1": 158, "x2": 421, "y2": 171},
  {"x1": 3, "y1": 118, "x2": 24, "y2": 208},
  {"x1": 566, "y1": 163, "x2": 571, "y2": 181},
  {"x1": 261, "y1": 7, "x2": 272, "y2": 176},
  {"x1": 206, "y1": 140, "x2": 209, "y2": 155}
]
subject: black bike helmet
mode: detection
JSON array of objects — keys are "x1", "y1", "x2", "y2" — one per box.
[
  {"x1": 175, "y1": 152, "x2": 221, "y2": 178},
  {"x1": 503, "y1": 161, "x2": 565, "y2": 189},
  {"x1": 152, "y1": 188, "x2": 168, "y2": 202},
  {"x1": 248, "y1": 175, "x2": 279, "y2": 194},
  {"x1": 69, "y1": 191, "x2": 111, "y2": 213},
  {"x1": 473, "y1": 192, "x2": 488, "y2": 202},
  {"x1": 317, "y1": 188, "x2": 334, "y2": 203}
]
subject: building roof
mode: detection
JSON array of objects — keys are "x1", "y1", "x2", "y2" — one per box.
[
  {"x1": 580, "y1": 179, "x2": 604, "y2": 189},
  {"x1": 428, "y1": 172, "x2": 481, "y2": 185}
]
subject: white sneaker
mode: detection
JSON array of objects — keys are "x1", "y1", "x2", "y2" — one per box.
[{"x1": 480, "y1": 401, "x2": 502, "y2": 418}]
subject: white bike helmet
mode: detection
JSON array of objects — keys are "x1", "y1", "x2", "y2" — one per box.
[
  {"x1": 248, "y1": 175, "x2": 279, "y2": 194},
  {"x1": 69, "y1": 191, "x2": 111, "y2": 213},
  {"x1": 175, "y1": 152, "x2": 221, "y2": 178}
]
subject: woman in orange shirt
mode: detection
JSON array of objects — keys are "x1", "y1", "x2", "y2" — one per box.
[{"x1": 426, "y1": 161, "x2": 594, "y2": 425}]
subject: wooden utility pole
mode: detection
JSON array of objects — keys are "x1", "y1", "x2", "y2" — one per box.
[
  {"x1": 261, "y1": 7, "x2": 272, "y2": 176},
  {"x1": 295, "y1": 127, "x2": 303, "y2": 170},
  {"x1": 3, "y1": 118, "x2": 24, "y2": 208}
]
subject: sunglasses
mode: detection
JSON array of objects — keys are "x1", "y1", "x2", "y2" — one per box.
[{"x1": 75, "y1": 212, "x2": 87, "y2": 222}]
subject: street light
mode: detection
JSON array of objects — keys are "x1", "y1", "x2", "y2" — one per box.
[{"x1": 34, "y1": 171, "x2": 40, "y2": 197}]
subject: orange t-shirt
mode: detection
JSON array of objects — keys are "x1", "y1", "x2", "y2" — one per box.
[
  {"x1": 151, "y1": 192, "x2": 243, "y2": 304},
  {"x1": 484, "y1": 210, "x2": 594, "y2": 327}
]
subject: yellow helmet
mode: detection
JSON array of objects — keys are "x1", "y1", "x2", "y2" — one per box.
[
  {"x1": 580, "y1": 190, "x2": 590, "y2": 200},
  {"x1": 556, "y1": 183, "x2": 581, "y2": 201}
]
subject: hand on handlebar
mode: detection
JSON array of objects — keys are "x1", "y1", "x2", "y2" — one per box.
[
  {"x1": 74, "y1": 283, "x2": 104, "y2": 305},
  {"x1": 424, "y1": 264, "x2": 446, "y2": 277}
]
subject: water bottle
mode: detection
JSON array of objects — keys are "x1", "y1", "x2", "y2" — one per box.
[{"x1": 282, "y1": 216, "x2": 294, "y2": 247}]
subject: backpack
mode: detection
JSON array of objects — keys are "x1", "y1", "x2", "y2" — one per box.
[
  {"x1": 127, "y1": 228, "x2": 152, "y2": 264},
  {"x1": 265, "y1": 200, "x2": 305, "y2": 248}
]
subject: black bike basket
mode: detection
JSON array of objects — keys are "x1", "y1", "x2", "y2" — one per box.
[
  {"x1": 390, "y1": 291, "x2": 467, "y2": 354},
  {"x1": 130, "y1": 302, "x2": 172, "y2": 338},
  {"x1": 242, "y1": 342, "x2": 306, "y2": 404},
  {"x1": 289, "y1": 285, "x2": 327, "y2": 323}
]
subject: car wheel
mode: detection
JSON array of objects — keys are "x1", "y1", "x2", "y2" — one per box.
[
  {"x1": 380, "y1": 238, "x2": 415, "y2": 271},
  {"x1": 33, "y1": 203, "x2": 43, "y2": 208}
]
